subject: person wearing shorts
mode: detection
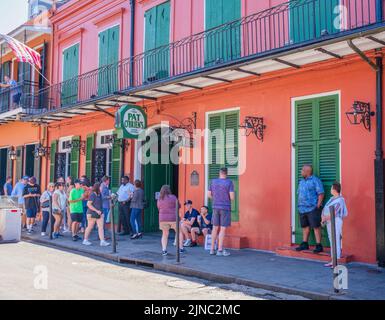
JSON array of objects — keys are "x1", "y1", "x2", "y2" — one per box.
[
  {"x1": 69, "y1": 179, "x2": 85, "y2": 241},
  {"x1": 180, "y1": 200, "x2": 200, "y2": 247},
  {"x1": 12, "y1": 176, "x2": 28, "y2": 229},
  {"x1": 198, "y1": 206, "x2": 213, "y2": 237},
  {"x1": 208, "y1": 168, "x2": 235, "y2": 257},
  {"x1": 157, "y1": 185, "x2": 181, "y2": 256},
  {"x1": 296, "y1": 164, "x2": 325, "y2": 254},
  {"x1": 23, "y1": 177, "x2": 41, "y2": 234}
]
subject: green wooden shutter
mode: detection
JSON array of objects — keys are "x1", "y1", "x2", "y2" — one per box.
[
  {"x1": 85, "y1": 134, "x2": 95, "y2": 181},
  {"x1": 290, "y1": 0, "x2": 339, "y2": 44},
  {"x1": 111, "y1": 135, "x2": 122, "y2": 190},
  {"x1": 15, "y1": 146, "x2": 24, "y2": 182},
  {"x1": 294, "y1": 94, "x2": 340, "y2": 246},
  {"x1": 62, "y1": 43, "x2": 79, "y2": 106},
  {"x1": 50, "y1": 140, "x2": 57, "y2": 183},
  {"x1": 33, "y1": 144, "x2": 41, "y2": 185},
  {"x1": 205, "y1": 0, "x2": 241, "y2": 66},
  {"x1": 208, "y1": 110, "x2": 239, "y2": 221},
  {"x1": 70, "y1": 136, "x2": 80, "y2": 179},
  {"x1": 6, "y1": 147, "x2": 13, "y2": 179},
  {"x1": 144, "y1": 2, "x2": 170, "y2": 82}
]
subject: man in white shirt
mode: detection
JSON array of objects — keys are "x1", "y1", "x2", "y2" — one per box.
[{"x1": 117, "y1": 176, "x2": 135, "y2": 235}]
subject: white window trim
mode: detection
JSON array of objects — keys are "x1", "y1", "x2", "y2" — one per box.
[{"x1": 58, "y1": 136, "x2": 73, "y2": 153}]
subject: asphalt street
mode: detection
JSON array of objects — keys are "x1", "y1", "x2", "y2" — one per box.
[{"x1": 0, "y1": 241, "x2": 307, "y2": 300}]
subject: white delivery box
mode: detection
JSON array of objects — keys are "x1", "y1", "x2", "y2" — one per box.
[{"x1": 0, "y1": 197, "x2": 21, "y2": 243}]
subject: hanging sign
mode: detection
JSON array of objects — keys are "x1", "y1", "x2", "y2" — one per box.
[{"x1": 115, "y1": 105, "x2": 147, "y2": 139}]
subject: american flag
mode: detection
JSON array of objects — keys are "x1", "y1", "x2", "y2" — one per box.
[{"x1": 0, "y1": 34, "x2": 42, "y2": 69}]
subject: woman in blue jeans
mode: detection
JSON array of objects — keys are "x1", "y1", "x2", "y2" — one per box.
[
  {"x1": 130, "y1": 180, "x2": 145, "y2": 239},
  {"x1": 39, "y1": 183, "x2": 55, "y2": 236}
]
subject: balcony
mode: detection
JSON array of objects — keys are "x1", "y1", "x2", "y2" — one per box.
[
  {"x1": 27, "y1": 0, "x2": 385, "y2": 122},
  {"x1": 0, "y1": 81, "x2": 43, "y2": 124}
]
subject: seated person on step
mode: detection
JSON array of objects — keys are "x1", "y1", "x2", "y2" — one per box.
[
  {"x1": 197, "y1": 206, "x2": 213, "y2": 238},
  {"x1": 180, "y1": 200, "x2": 200, "y2": 247}
]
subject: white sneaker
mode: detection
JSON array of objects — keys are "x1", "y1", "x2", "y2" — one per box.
[
  {"x1": 173, "y1": 239, "x2": 176, "y2": 246},
  {"x1": 82, "y1": 240, "x2": 92, "y2": 246},
  {"x1": 100, "y1": 240, "x2": 110, "y2": 247},
  {"x1": 63, "y1": 227, "x2": 70, "y2": 233},
  {"x1": 41, "y1": 232, "x2": 46, "y2": 236},
  {"x1": 183, "y1": 239, "x2": 192, "y2": 247}
]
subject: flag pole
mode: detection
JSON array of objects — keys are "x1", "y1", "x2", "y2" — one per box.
[{"x1": 28, "y1": 62, "x2": 51, "y2": 85}]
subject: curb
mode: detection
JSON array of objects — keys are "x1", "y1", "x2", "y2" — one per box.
[{"x1": 22, "y1": 235, "x2": 343, "y2": 300}]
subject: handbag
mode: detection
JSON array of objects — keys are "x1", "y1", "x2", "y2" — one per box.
[{"x1": 41, "y1": 200, "x2": 50, "y2": 209}]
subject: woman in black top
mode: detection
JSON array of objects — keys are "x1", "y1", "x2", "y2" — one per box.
[{"x1": 82, "y1": 183, "x2": 110, "y2": 247}]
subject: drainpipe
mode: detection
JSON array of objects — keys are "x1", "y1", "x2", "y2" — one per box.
[
  {"x1": 375, "y1": 54, "x2": 385, "y2": 268},
  {"x1": 129, "y1": 0, "x2": 135, "y2": 88},
  {"x1": 376, "y1": 0, "x2": 383, "y2": 23}
]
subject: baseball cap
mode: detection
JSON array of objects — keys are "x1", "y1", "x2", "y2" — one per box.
[
  {"x1": 74, "y1": 179, "x2": 81, "y2": 184},
  {"x1": 22, "y1": 176, "x2": 29, "y2": 180},
  {"x1": 184, "y1": 200, "x2": 193, "y2": 205}
]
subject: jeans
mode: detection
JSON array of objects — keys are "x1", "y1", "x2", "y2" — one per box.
[
  {"x1": 326, "y1": 217, "x2": 343, "y2": 259},
  {"x1": 118, "y1": 202, "x2": 131, "y2": 234},
  {"x1": 41, "y1": 211, "x2": 50, "y2": 233},
  {"x1": 81, "y1": 201, "x2": 88, "y2": 229},
  {"x1": 130, "y1": 208, "x2": 142, "y2": 234},
  {"x1": 103, "y1": 208, "x2": 109, "y2": 224}
]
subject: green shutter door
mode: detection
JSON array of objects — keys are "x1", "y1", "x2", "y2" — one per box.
[
  {"x1": 294, "y1": 94, "x2": 340, "y2": 246},
  {"x1": 205, "y1": 0, "x2": 241, "y2": 66},
  {"x1": 208, "y1": 110, "x2": 239, "y2": 222},
  {"x1": 6, "y1": 147, "x2": 13, "y2": 179},
  {"x1": 50, "y1": 140, "x2": 57, "y2": 183},
  {"x1": 85, "y1": 134, "x2": 95, "y2": 182},
  {"x1": 70, "y1": 136, "x2": 80, "y2": 179},
  {"x1": 98, "y1": 25, "x2": 120, "y2": 96},
  {"x1": 62, "y1": 44, "x2": 79, "y2": 106},
  {"x1": 33, "y1": 144, "x2": 41, "y2": 185},
  {"x1": 290, "y1": 0, "x2": 339, "y2": 44},
  {"x1": 144, "y1": 2, "x2": 170, "y2": 83},
  {"x1": 15, "y1": 146, "x2": 24, "y2": 182}
]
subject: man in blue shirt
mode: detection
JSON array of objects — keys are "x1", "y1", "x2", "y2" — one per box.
[
  {"x1": 296, "y1": 164, "x2": 325, "y2": 253},
  {"x1": 11, "y1": 176, "x2": 29, "y2": 230},
  {"x1": 180, "y1": 200, "x2": 200, "y2": 248},
  {"x1": 3, "y1": 176, "x2": 13, "y2": 196},
  {"x1": 0, "y1": 75, "x2": 22, "y2": 109}
]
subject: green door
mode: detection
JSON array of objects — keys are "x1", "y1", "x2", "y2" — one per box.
[
  {"x1": 98, "y1": 25, "x2": 120, "y2": 96},
  {"x1": 62, "y1": 44, "x2": 79, "y2": 106},
  {"x1": 208, "y1": 111, "x2": 240, "y2": 221},
  {"x1": 144, "y1": 1, "x2": 170, "y2": 83},
  {"x1": 294, "y1": 94, "x2": 340, "y2": 246},
  {"x1": 205, "y1": 0, "x2": 241, "y2": 66},
  {"x1": 290, "y1": 0, "x2": 340, "y2": 44},
  {"x1": 143, "y1": 127, "x2": 177, "y2": 232}
]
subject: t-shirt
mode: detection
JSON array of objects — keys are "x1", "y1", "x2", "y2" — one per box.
[
  {"x1": 69, "y1": 188, "x2": 84, "y2": 214},
  {"x1": 11, "y1": 182, "x2": 26, "y2": 205},
  {"x1": 86, "y1": 192, "x2": 102, "y2": 216},
  {"x1": 157, "y1": 194, "x2": 178, "y2": 222},
  {"x1": 184, "y1": 209, "x2": 200, "y2": 228},
  {"x1": 208, "y1": 178, "x2": 235, "y2": 210},
  {"x1": 23, "y1": 184, "x2": 41, "y2": 210},
  {"x1": 3, "y1": 182, "x2": 12, "y2": 196},
  {"x1": 199, "y1": 213, "x2": 213, "y2": 230}
]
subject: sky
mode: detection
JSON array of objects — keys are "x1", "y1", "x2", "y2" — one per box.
[{"x1": 0, "y1": 0, "x2": 28, "y2": 34}]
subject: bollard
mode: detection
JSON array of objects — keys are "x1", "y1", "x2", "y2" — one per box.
[
  {"x1": 49, "y1": 194, "x2": 53, "y2": 240},
  {"x1": 329, "y1": 205, "x2": 340, "y2": 294},
  {"x1": 176, "y1": 198, "x2": 180, "y2": 263},
  {"x1": 110, "y1": 196, "x2": 117, "y2": 253}
]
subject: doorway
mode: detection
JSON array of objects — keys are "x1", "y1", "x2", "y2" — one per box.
[
  {"x1": 142, "y1": 126, "x2": 179, "y2": 232},
  {"x1": 292, "y1": 93, "x2": 340, "y2": 247}
]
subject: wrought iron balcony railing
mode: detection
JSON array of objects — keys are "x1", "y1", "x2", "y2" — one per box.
[
  {"x1": 0, "y1": 80, "x2": 41, "y2": 114},
  {"x1": 28, "y1": 0, "x2": 385, "y2": 113}
]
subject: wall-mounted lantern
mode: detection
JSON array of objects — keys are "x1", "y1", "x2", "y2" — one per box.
[
  {"x1": 345, "y1": 101, "x2": 375, "y2": 132},
  {"x1": 8, "y1": 148, "x2": 17, "y2": 161},
  {"x1": 34, "y1": 144, "x2": 50, "y2": 158},
  {"x1": 239, "y1": 116, "x2": 266, "y2": 141}
]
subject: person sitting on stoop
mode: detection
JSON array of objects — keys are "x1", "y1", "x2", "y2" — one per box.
[{"x1": 180, "y1": 200, "x2": 200, "y2": 247}]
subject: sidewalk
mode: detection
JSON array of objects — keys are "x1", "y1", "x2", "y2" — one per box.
[{"x1": 21, "y1": 227, "x2": 385, "y2": 300}]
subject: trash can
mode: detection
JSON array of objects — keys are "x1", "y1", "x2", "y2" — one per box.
[{"x1": 0, "y1": 196, "x2": 21, "y2": 243}]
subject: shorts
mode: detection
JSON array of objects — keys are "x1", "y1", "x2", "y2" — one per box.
[
  {"x1": 299, "y1": 208, "x2": 322, "y2": 228},
  {"x1": 26, "y1": 207, "x2": 38, "y2": 218},
  {"x1": 212, "y1": 209, "x2": 231, "y2": 227},
  {"x1": 160, "y1": 221, "x2": 176, "y2": 231},
  {"x1": 53, "y1": 209, "x2": 63, "y2": 215},
  {"x1": 12, "y1": 93, "x2": 21, "y2": 104},
  {"x1": 70, "y1": 213, "x2": 83, "y2": 223}
]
